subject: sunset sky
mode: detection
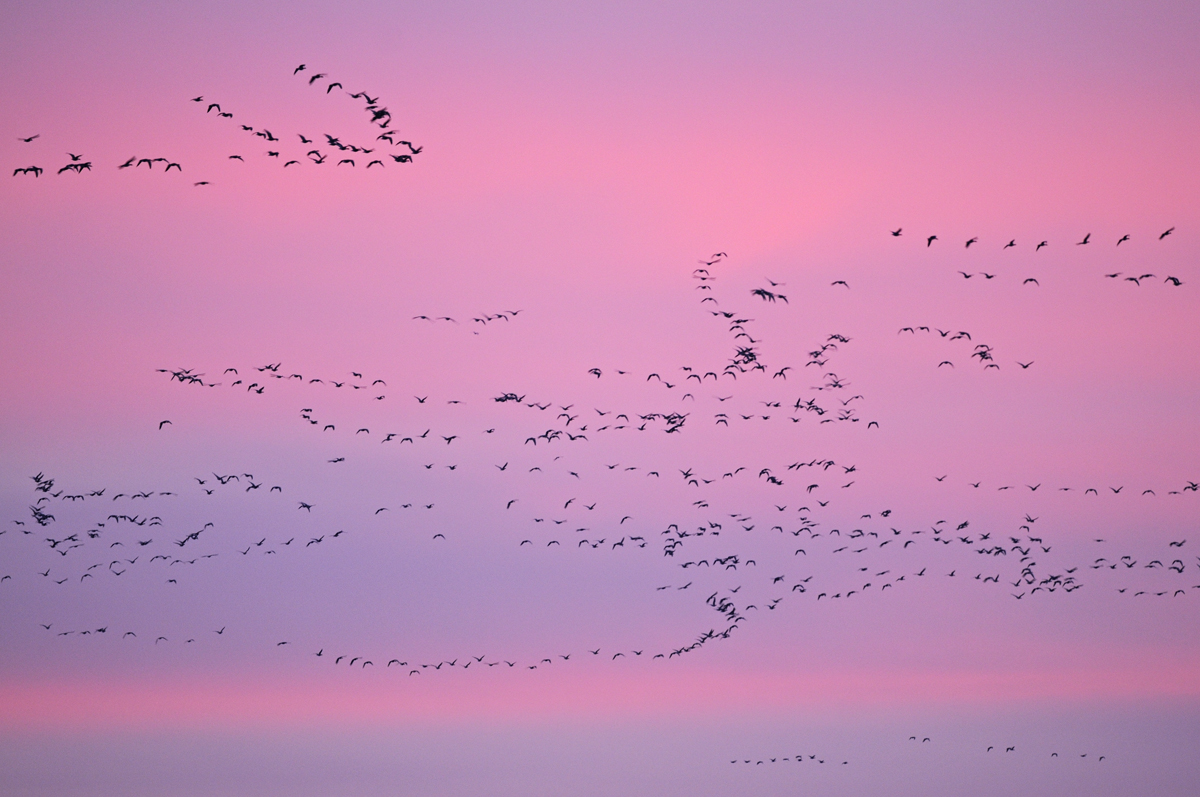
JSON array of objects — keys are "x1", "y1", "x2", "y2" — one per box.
[{"x1": 2, "y1": 2, "x2": 1198, "y2": 795}]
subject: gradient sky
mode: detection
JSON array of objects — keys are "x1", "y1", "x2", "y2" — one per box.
[{"x1": 2, "y1": 2, "x2": 1199, "y2": 795}]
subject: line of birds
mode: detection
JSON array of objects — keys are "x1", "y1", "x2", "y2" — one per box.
[{"x1": 891, "y1": 228, "x2": 1174, "y2": 247}]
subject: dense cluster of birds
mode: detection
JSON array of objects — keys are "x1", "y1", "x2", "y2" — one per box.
[{"x1": 6, "y1": 235, "x2": 1195, "y2": 689}]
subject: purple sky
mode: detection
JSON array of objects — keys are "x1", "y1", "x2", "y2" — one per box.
[{"x1": 2, "y1": 1, "x2": 1198, "y2": 794}]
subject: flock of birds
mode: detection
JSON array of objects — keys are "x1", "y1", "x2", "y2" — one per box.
[
  {"x1": 8, "y1": 243, "x2": 1195, "y2": 679},
  {"x1": 9, "y1": 65, "x2": 421, "y2": 186},
  {"x1": 730, "y1": 737, "x2": 1110, "y2": 768},
  {"x1": 5, "y1": 229, "x2": 1193, "y2": 777},
  {"x1": 865, "y1": 228, "x2": 1186, "y2": 291},
  {"x1": 6, "y1": 70, "x2": 1195, "y2": 778}
]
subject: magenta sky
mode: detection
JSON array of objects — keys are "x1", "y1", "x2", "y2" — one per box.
[{"x1": 2, "y1": 2, "x2": 1198, "y2": 795}]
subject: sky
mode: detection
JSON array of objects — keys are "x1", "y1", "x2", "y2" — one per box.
[{"x1": 1, "y1": 1, "x2": 1199, "y2": 794}]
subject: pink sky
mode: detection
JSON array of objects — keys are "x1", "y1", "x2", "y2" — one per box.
[{"x1": 2, "y1": 1, "x2": 1198, "y2": 794}]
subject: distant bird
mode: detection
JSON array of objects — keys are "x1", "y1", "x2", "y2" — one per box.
[
  {"x1": 890, "y1": 228, "x2": 902, "y2": 236},
  {"x1": 18, "y1": 134, "x2": 40, "y2": 142},
  {"x1": 1077, "y1": 233, "x2": 1091, "y2": 245},
  {"x1": 926, "y1": 235, "x2": 937, "y2": 247},
  {"x1": 1160, "y1": 227, "x2": 1174, "y2": 239}
]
